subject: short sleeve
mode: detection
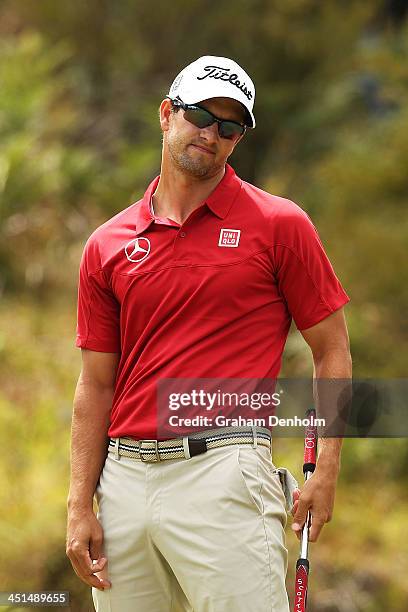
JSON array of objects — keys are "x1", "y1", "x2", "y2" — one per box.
[
  {"x1": 270, "y1": 211, "x2": 350, "y2": 331},
  {"x1": 75, "y1": 237, "x2": 121, "y2": 352}
]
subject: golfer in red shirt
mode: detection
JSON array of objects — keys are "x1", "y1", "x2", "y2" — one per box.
[{"x1": 67, "y1": 56, "x2": 352, "y2": 611}]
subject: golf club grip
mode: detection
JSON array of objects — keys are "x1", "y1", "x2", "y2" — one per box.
[
  {"x1": 294, "y1": 559, "x2": 309, "y2": 612},
  {"x1": 303, "y1": 408, "x2": 317, "y2": 472}
]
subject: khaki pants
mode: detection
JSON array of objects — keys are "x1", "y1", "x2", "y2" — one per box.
[{"x1": 92, "y1": 442, "x2": 290, "y2": 612}]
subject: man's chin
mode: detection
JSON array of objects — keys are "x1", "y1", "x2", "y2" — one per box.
[{"x1": 176, "y1": 154, "x2": 215, "y2": 178}]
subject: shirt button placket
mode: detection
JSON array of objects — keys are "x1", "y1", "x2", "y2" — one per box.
[{"x1": 172, "y1": 227, "x2": 189, "y2": 261}]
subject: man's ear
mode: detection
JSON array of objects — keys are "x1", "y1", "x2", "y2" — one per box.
[{"x1": 159, "y1": 98, "x2": 173, "y2": 132}]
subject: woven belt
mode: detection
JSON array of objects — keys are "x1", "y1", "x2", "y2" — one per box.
[{"x1": 108, "y1": 426, "x2": 272, "y2": 462}]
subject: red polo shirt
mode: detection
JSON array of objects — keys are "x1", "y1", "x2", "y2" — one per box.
[{"x1": 76, "y1": 163, "x2": 350, "y2": 439}]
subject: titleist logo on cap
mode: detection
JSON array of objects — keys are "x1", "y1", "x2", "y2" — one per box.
[{"x1": 196, "y1": 65, "x2": 253, "y2": 101}]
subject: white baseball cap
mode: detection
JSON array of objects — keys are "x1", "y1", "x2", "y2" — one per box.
[{"x1": 167, "y1": 55, "x2": 256, "y2": 128}]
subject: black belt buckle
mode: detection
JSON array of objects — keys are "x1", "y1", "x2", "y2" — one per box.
[{"x1": 188, "y1": 438, "x2": 207, "y2": 458}]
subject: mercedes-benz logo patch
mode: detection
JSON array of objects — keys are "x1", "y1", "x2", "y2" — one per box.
[{"x1": 125, "y1": 237, "x2": 151, "y2": 263}]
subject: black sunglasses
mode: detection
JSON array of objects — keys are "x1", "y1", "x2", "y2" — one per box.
[{"x1": 167, "y1": 96, "x2": 246, "y2": 140}]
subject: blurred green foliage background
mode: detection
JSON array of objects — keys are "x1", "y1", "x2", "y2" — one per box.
[{"x1": 0, "y1": 1, "x2": 407, "y2": 610}]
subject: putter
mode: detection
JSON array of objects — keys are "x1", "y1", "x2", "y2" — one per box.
[{"x1": 293, "y1": 408, "x2": 318, "y2": 612}]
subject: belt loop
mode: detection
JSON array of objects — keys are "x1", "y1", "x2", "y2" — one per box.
[
  {"x1": 251, "y1": 427, "x2": 258, "y2": 449},
  {"x1": 182, "y1": 437, "x2": 191, "y2": 459},
  {"x1": 114, "y1": 438, "x2": 120, "y2": 461}
]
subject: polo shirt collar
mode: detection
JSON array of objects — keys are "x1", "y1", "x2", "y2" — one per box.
[
  {"x1": 205, "y1": 163, "x2": 242, "y2": 219},
  {"x1": 134, "y1": 175, "x2": 160, "y2": 235},
  {"x1": 135, "y1": 163, "x2": 242, "y2": 235}
]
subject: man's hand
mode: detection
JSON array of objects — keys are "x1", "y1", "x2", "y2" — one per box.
[
  {"x1": 66, "y1": 508, "x2": 111, "y2": 591},
  {"x1": 290, "y1": 468, "x2": 338, "y2": 542}
]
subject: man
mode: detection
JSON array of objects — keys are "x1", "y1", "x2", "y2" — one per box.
[{"x1": 67, "y1": 56, "x2": 352, "y2": 611}]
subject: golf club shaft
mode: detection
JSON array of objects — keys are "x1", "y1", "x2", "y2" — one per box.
[
  {"x1": 300, "y1": 471, "x2": 313, "y2": 559},
  {"x1": 293, "y1": 409, "x2": 317, "y2": 612}
]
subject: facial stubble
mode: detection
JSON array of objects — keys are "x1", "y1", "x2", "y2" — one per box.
[{"x1": 167, "y1": 130, "x2": 222, "y2": 179}]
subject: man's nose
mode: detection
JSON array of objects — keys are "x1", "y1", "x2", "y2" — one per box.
[{"x1": 199, "y1": 122, "x2": 219, "y2": 143}]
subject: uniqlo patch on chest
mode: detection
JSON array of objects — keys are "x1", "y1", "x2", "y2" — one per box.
[{"x1": 218, "y1": 228, "x2": 241, "y2": 247}]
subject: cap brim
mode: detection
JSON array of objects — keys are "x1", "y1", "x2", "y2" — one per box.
[{"x1": 244, "y1": 107, "x2": 256, "y2": 129}]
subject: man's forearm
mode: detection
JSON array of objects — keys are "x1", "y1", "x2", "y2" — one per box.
[
  {"x1": 67, "y1": 375, "x2": 114, "y2": 512},
  {"x1": 313, "y1": 347, "x2": 352, "y2": 473}
]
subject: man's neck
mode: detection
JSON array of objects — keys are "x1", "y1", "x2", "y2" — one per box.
[{"x1": 152, "y1": 158, "x2": 226, "y2": 225}]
